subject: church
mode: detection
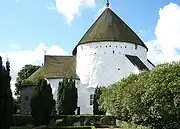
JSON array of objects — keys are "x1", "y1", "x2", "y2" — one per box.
[{"x1": 20, "y1": 1, "x2": 155, "y2": 115}]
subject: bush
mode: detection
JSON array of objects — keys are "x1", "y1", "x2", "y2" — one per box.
[
  {"x1": 0, "y1": 57, "x2": 13, "y2": 129},
  {"x1": 57, "y1": 78, "x2": 78, "y2": 115},
  {"x1": 55, "y1": 115, "x2": 116, "y2": 126},
  {"x1": 11, "y1": 115, "x2": 33, "y2": 126},
  {"x1": 30, "y1": 79, "x2": 53, "y2": 126},
  {"x1": 93, "y1": 87, "x2": 105, "y2": 115},
  {"x1": 116, "y1": 120, "x2": 150, "y2": 129},
  {"x1": 99, "y1": 62, "x2": 180, "y2": 129}
]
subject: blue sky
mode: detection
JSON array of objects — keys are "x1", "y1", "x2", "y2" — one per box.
[{"x1": 0, "y1": 0, "x2": 180, "y2": 53}]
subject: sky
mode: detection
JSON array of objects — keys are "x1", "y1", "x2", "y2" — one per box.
[{"x1": 0, "y1": 0, "x2": 180, "y2": 97}]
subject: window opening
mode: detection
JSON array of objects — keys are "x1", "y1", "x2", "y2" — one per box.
[
  {"x1": 25, "y1": 96, "x2": 28, "y2": 101},
  {"x1": 90, "y1": 94, "x2": 94, "y2": 105},
  {"x1": 135, "y1": 44, "x2": 137, "y2": 49}
]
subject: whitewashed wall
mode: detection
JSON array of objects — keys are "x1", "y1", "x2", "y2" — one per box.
[
  {"x1": 47, "y1": 78, "x2": 63, "y2": 101},
  {"x1": 76, "y1": 41, "x2": 152, "y2": 114}
]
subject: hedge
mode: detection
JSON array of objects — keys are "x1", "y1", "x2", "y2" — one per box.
[
  {"x1": 11, "y1": 115, "x2": 116, "y2": 127},
  {"x1": 55, "y1": 115, "x2": 116, "y2": 126},
  {"x1": 11, "y1": 126, "x2": 96, "y2": 129},
  {"x1": 11, "y1": 115, "x2": 33, "y2": 126}
]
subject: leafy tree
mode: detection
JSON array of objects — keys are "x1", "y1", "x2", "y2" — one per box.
[
  {"x1": 93, "y1": 86, "x2": 105, "y2": 115},
  {"x1": 15, "y1": 64, "x2": 40, "y2": 103},
  {"x1": 0, "y1": 56, "x2": 13, "y2": 129},
  {"x1": 30, "y1": 78, "x2": 53, "y2": 126},
  {"x1": 57, "y1": 78, "x2": 78, "y2": 115},
  {"x1": 99, "y1": 62, "x2": 180, "y2": 129}
]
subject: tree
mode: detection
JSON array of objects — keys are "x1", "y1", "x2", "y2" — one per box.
[
  {"x1": 93, "y1": 86, "x2": 105, "y2": 115},
  {"x1": 99, "y1": 62, "x2": 180, "y2": 129},
  {"x1": 0, "y1": 56, "x2": 13, "y2": 129},
  {"x1": 15, "y1": 64, "x2": 40, "y2": 99},
  {"x1": 30, "y1": 78, "x2": 53, "y2": 126},
  {"x1": 57, "y1": 78, "x2": 78, "y2": 115},
  {"x1": 12, "y1": 98, "x2": 20, "y2": 114}
]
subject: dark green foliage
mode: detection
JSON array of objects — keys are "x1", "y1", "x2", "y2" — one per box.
[
  {"x1": 93, "y1": 86, "x2": 105, "y2": 115},
  {"x1": 84, "y1": 117, "x2": 91, "y2": 126},
  {"x1": 12, "y1": 98, "x2": 20, "y2": 114},
  {"x1": 0, "y1": 57, "x2": 13, "y2": 129},
  {"x1": 99, "y1": 62, "x2": 180, "y2": 129},
  {"x1": 11, "y1": 115, "x2": 33, "y2": 126},
  {"x1": 55, "y1": 115, "x2": 116, "y2": 126},
  {"x1": 15, "y1": 64, "x2": 40, "y2": 107},
  {"x1": 57, "y1": 78, "x2": 78, "y2": 115},
  {"x1": 30, "y1": 79, "x2": 53, "y2": 126}
]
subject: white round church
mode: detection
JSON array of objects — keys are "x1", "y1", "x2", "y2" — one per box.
[{"x1": 21, "y1": 2, "x2": 155, "y2": 115}]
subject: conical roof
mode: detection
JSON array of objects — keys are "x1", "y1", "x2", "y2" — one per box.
[{"x1": 72, "y1": 7, "x2": 147, "y2": 55}]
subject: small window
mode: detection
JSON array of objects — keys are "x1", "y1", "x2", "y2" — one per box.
[
  {"x1": 118, "y1": 68, "x2": 120, "y2": 71},
  {"x1": 100, "y1": 46, "x2": 102, "y2": 47},
  {"x1": 96, "y1": 46, "x2": 98, "y2": 48},
  {"x1": 90, "y1": 94, "x2": 95, "y2": 105},
  {"x1": 121, "y1": 46, "x2": 122, "y2": 48},
  {"x1": 125, "y1": 46, "x2": 126, "y2": 48},
  {"x1": 95, "y1": 53, "x2": 96, "y2": 54},
  {"x1": 104, "y1": 52, "x2": 106, "y2": 54},
  {"x1": 109, "y1": 45, "x2": 111, "y2": 47},
  {"x1": 25, "y1": 96, "x2": 28, "y2": 101},
  {"x1": 106, "y1": 45, "x2": 107, "y2": 47},
  {"x1": 135, "y1": 44, "x2": 137, "y2": 49},
  {"x1": 116, "y1": 46, "x2": 117, "y2": 47},
  {"x1": 113, "y1": 50, "x2": 115, "y2": 54}
]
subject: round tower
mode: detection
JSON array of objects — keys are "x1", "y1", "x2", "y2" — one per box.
[{"x1": 73, "y1": 2, "x2": 153, "y2": 114}]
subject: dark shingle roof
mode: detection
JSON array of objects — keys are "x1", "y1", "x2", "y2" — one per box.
[
  {"x1": 125, "y1": 54, "x2": 149, "y2": 71},
  {"x1": 27, "y1": 55, "x2": 78, "y2": 84},
  {"x1": 72, "y1": 8, "x2": 148, "y2": 55}
]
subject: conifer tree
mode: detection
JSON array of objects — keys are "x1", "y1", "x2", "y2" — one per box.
[
  {"x1": 30, "y1": 78, "x2": 53, "y2": 126},
  {"x1": 0, "y1": 56, "x2": 13, "y2": 129},
  {"x1": 57, "y1": 77, "x2": 77, "y2": 115},
  {"x1": 93, "y1": 86, "x2": 105, "y2": 115}
]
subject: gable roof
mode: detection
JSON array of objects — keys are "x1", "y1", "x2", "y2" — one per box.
[
  {"x1": 72, "y1": 7, "x2": 148, "y2": 55},
  {"x1": 27, "y1": 55, "x2": 78, "y2": 84}
]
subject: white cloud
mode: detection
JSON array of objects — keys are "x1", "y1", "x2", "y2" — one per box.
[
  {"x1": 146, "y1": 3, "x2": 180, "y2": 65},
  {"x1": 54, "y1": 0, "x2": 96, "y2": 24},
  {"x1": 9, "y1": 44, "x2": 21, "y2": 51},
  {"x1": 0, "y1": 43, "x2": 69, "y2": 97}
]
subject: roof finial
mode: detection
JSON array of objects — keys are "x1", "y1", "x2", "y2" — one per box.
[{"x1": 106, "y1": 0, "x2": 109, "y2": 8}]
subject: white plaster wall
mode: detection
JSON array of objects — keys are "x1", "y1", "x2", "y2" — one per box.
[
  {"x1": 76, "y1": 41, "x2": 149, "y2": 114},
  {"x1": 76, "y1": 41, "x2": 148, "y2": 88},
  {"x1": 76, "y1": 80, "x2": 94, "y2": 114},
  {"x1": 47, "y1": 78, "x2": 63, "y2": 101}
]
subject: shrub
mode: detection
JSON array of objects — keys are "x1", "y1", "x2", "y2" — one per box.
[
  {"x1": 30, "y1": 79, "x2": 53, "y2": 126},
  {"x1": 57, "y1": 78, "x2": 78, "y2": 115},
  {"x1": 0, "y1": 57, "x2": 13, "y2": 129},
  {"x1": 99, "y1": 62, "x2": 180, "y2": 129},
  {"x1": 11, "y1": 115, "x2": 32, "y2": 126},
  {"x1": 93, "y1": 86, "x2": 105, "y2": 115},
  {"x1": 55, "y1": 115, "x2": 116, "y2": 126}
]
